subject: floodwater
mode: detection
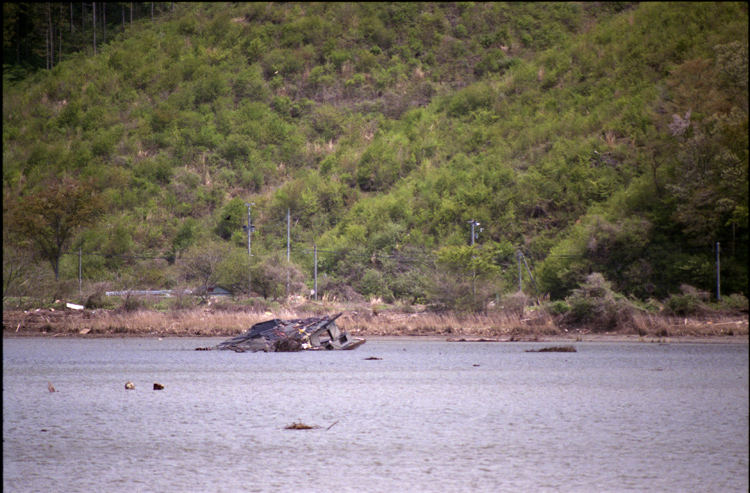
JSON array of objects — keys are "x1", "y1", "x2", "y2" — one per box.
[{"x1": 3, "y1": 337, "x2": 748, "y2": 492}]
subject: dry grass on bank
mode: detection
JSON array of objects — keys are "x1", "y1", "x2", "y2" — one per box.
[
  {"x1": 3, "y1": 307, "x2": 305, "y2": 337},
  {"x1": 3, "y1": 304, "x2": 747, "y2": 340}
]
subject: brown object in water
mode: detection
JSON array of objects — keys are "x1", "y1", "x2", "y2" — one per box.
[
  {"x1": 285, "y1": 421, "x2": 316, "y2": 430},
  {"x1": 153, "y1": 383, "x2": 164, "y2": 390},
  {"x1": 48, "y1": 381, "x2": 57, "y2": 393},
  {"x1": 125, "y1": 381, "x2": 135, "y2": 390},
  {"x1": 525, "y1": 345, "x2": 577, "y2": 353}
]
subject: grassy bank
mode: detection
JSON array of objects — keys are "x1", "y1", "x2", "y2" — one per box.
[{"x1": 3, "y1": 299, "x2": 747, "y2": 342}]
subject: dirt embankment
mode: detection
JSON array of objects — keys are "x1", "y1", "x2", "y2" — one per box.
[{"x1": 2, "y1": 306, "x2": 748, "y2": 343}]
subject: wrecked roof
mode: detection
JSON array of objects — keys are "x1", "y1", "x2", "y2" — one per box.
[{"x1": 197, "y1": 312, "x2": 365, "y2": 352}]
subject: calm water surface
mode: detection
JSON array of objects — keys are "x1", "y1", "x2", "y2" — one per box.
[{"x1": 3, "y1": 337, "x2": 748, "y2": 492}]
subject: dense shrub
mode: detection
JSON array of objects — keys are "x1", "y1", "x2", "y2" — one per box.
[
  {"x1": 719, "y1": 293, "x2": 749, "y2": 312},
  {"x1": 84, "y1": 283, "x2": 111, "y2": 309},
  {"x1": 545, "y1": 300, "x2": 570, "y2": 316},
  {"x1": 357, "y1": 269, "x2": 394, "y2": 303},
  {"x1": 502, "y1": 291, "x2": 529, "y2": 316},
  {"x1": 120, "y1": 293, "x2": 145, "y2": 312},
  {"x1": 563, "y1": 272, "x2": 634, "y2": 331},
  {"x1": 666, "y1": 285, "x2": 711, "y2": 316},
  {"x1": 446, "y1": 82, "x2": 495, "y2": 116}
]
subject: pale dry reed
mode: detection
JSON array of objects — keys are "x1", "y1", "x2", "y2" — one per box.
[{"x1": 4, "y1": 304, "x2": 747, "y2": 339}]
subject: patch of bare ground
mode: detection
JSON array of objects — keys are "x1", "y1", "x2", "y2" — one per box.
[{"x1": 2, "y1": 305, "x2": 747, "y2": 341}]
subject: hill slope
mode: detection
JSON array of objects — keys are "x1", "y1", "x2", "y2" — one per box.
[{"x1": 3, "y1": 2, "x2": 748, "y2": 307}]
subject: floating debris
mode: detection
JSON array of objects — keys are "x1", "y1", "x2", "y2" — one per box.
[
  {"x1": 153, "y1": 383, "x2": 164, "y2": 390},
  {"x1": 525, "y1": 345, "x2": 577, "y2": 353},
  {"x1": 125, "y1": 381, "x2": 135, "y2": 390},
  {"x1": 197, "y1": 313, "x2": 365, "y2": 352},
  {"x1": 48, "y1": 381, "x2": 57, "y2": 393},
  {"x1": 285, "y1": 421, "x2": 317, "y2": 430},
  {"x1": 447, "y1": 338, "x2": 501, "y2": 342},
  {"x1": 364, "y1": 356, "x2": 382, "y2": 360}
]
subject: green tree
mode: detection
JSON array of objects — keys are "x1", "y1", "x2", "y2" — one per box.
[
  {"x1": 251, "y1": 253, "x2": 305, "y2": 301},
  {"x1": 428, "y1": 245, "x2": 503, "y2": 312},
  {"x1": 179, "y1": 241, "x2": 232, "y2": 300},
  {"x1": 5, "y1": 175, "x2": 103, "y2": 281}
]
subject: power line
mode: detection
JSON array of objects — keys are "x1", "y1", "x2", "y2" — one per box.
[{"x1": 62, "y1": 237, "x2": 744, "y2": 263}]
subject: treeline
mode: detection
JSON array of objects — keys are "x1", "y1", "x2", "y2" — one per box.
[
  {"x1": 3, "y1": 2, "x2": 748, "y2": 312},
  {"x1": 3, "y1": 2, "x2": 173, "y2": 76}
]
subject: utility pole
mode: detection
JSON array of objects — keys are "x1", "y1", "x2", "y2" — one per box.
[
  {"x1": 517, "y1": 250, "x2": 523, "y2": 292},
  {"x1": 243, "y1": 202, "x2": 255, "y2": 297},
  {"x1": 467, "y1": 219, "x2": 481, "y2": 247},
  {"x1": 520, "y1": 251, "x2": 537, "y2": 292},
  {"x1": 716, "y1": 242, "x2": 721, "y2": 301},
  {"x1": 467, "y1": 220, "x2": 482, "y2": 303}
]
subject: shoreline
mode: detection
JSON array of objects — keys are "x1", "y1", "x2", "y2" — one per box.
[
  {"x1": 3, "y1": 330, "x2": 747, "y2": 345},
  {"x1": 3, "y1": 306, "x2": 748, "y2": 343}
]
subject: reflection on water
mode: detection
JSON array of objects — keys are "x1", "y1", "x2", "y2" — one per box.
[{"x1": 3, "y1": 338, "x2": 748, "y2": 492}]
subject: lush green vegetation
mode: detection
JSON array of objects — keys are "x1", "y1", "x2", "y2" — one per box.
[{"x1": 3, "y1": 2, "x2": 748, "y2": 314}]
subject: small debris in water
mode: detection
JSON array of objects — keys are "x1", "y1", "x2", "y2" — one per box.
[
  {"x1": 125, "y1": 381, "x2": 135, "y2": 390},
  {"x1": 153, "y1": 383, "x2": 165, "y2": 390},
  {"x1": 285, "y1": 421, "x2": 316, "y2": 430},
  {"x1": 447, "y1": 338, "x2": 501, "y2": 342},
  {"x1": 525, "y1": 345, "x2": 577, "y2": 353},
  {"x1": 364, "y1": 356, "x2": 382, "y2": 360}
]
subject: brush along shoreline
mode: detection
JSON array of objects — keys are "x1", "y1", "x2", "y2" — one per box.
[{"x1": 2, "y1": 306, "x2": 747, "y2": 343}]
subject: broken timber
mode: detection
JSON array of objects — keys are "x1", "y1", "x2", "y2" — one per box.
[{"x1": 196, "y1": 312, "x2": 365, "y2": 352}]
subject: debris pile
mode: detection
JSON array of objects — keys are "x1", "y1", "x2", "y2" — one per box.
[{"x1": 197, "y1": 313, "x2": 365, "y2": 352}]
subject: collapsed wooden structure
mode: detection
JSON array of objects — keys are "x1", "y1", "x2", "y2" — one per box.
[{"x1": 197, "y1": 313, "x2": 365, "y2": 352}]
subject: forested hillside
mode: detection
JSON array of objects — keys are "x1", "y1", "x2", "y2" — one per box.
[{"x1": 3, "y1": 2, "x2": 748, "y2": 311}]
